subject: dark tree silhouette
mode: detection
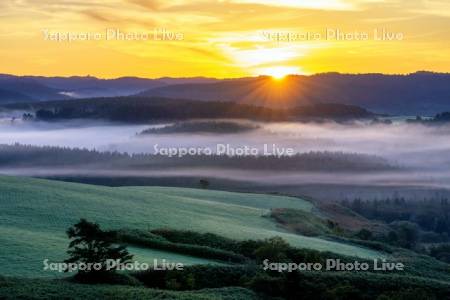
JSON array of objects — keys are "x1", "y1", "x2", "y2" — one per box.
[
  {"x1": 64, "y1": 219, "x2": 133, "y2": 278},
  {"x1": 199, "y1": 179, "x2": 210, "y2": 189}
]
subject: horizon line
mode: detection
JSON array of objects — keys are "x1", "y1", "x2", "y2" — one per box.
[{"x1": 1, "y1": 70, "x2": 449, "y2": 81}]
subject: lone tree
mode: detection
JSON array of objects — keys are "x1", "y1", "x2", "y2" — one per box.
[
  {"x1": 64, "y1": 219, "x2": 132, "y2": 280},
  {"x1": 199, "y1": 179, "x2": 210, "y2": 189}
]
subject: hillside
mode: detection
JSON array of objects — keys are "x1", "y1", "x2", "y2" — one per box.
[
  {"x1": 0, "y1": 175, "x2": 381, "y2": 277},
  {"x1": 1, "y1": 72, "x2": 449, "y2": 115},
  {"x1": 0, "y1": 277, "x2": 259, "y2": 300},
  {"x1": 139, "y1": 120, "x2": 260, "y2": 134},
  {"x1": 140, "y1": 72, "x2": 450, "y2": 115},
  {"x1": 0, "y1": 144, "x2": 396, "y2": 173},
  {"x1": 0, "y1": 77, "x2": 69, "y2": 103},
  {"x1": 0, "y1": 74, "x2": 219, "y2": 102},
  {"x1": 2, "y1": 96, "x2": 374, "y2": 123}
]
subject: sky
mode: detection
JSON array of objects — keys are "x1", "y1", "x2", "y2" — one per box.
[{"x1": 0, "y1": 0, "x2": 449, "y2": 78}]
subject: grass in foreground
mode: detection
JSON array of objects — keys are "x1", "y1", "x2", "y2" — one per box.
[
  {"x1": 0, "y1": 175, "x2": 381, "y2": 277},
  {"x1": 0, "y1": 276, "x2": 259, "y2": 300}
]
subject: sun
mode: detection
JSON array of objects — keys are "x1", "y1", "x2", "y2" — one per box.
[{"x1": 260, "y1": 66, "x2": 301, "y2": 80}]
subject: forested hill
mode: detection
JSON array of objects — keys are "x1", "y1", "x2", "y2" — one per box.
[
  {"x1": 0, "y1": 144, "x2": 396, "y2": 172},
  {"x1": 4, "y1": 97, "x2": 374, "y2": 123},
  {"x1": 139, "y1": 72, "x2": 450, "y2": 115},
  {"x1": 2, "y1": 72, "x2": 449, "y2": 115},
  {"x1": 0, "y1": 74, "x2": 218, "y2": 103}
]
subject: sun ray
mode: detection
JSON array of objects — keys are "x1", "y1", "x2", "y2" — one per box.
[{"x1": 258, "y1": 66, "x2": 302, "y2": 80}]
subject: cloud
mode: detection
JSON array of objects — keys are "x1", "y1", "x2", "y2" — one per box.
[
  {"x1": 80, "y1": 7, "x2": 156, "y2": 27},
  {"x1": 410, "y1": 0, "x2": 450, "y2": 17},
  {"x1": 82, "y1": 10, "x2": 117, "y2": 23},
  {"x1": 230, "y1": 0, "x2": 357, "y2": 10},
  {"x1": 1, "y1": 0, "x2": 449, "y2": 77},
  {"x1": 127, "y1": 0, "x2": 160, "y2": 10}
]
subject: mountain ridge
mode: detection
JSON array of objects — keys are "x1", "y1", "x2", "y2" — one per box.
[
  {"x1": 138, "y1": 72, "x2": 450, "y2": 115},
  {"x1": 1, "y1": 72, "x2": 449, "y2": 115}
]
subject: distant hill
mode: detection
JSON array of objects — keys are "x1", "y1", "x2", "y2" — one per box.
[
  {"x1": 139, "y1": 120, "x2": 260, "y2": 134},
  {"x1": 0, "y1": 74, "x2": 218, "y2": 103},
  {"x1": 3, "y1": 96, "x2": 374, "y2": 122},
  {"x1": 406, "y1": 111, "x2": 450, "y2": 125},
  {"x1": 0, "y1": 88, "x2": 33, "y2": 103},
  {"x1": 3, "y1": 72, "x2": 448, "y2": 115},
  {"x1": 0, "y1": 76, "x2": 70, "y2": 103},
  {"x1": 28, "y1": 76, "x2": 218, "y2": 98},
  {"x1": 139, "y1": 72, "x2": 450, "y2": 115},
  {"x1": 0, "y1": 144, "x2": 395, "y2": 172}
]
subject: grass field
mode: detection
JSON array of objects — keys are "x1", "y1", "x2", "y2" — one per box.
[
  {"x1": 0, "y1": 276, "x2": 259, "y2": 300},
  {"x1": 0, "y1": 175, "x2": 381, "y2": 277}
]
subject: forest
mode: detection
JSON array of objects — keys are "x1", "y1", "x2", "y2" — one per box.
[
  {"x1": 2, "y1": 97, "x2": 375, "y2": 123},
  {"x1": 0, "y1": 144, "x2": 396, "y2": 172}
]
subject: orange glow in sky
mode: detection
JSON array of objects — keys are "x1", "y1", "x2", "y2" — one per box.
[{"x1": 0, "y1": 0, "x2": 449, "y2": 78}]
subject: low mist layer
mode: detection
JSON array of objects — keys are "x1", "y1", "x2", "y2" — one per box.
[{"x1": 0, "y1": 117, "x2": 449, "y2": 191}]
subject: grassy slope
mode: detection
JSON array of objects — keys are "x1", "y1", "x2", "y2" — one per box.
[
  {"x1": 0, "y1": 276, "x2": 259, "y2": 300},
  {"x1": 0, "y1": 176, "x2": 380, "y2": 277}
]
